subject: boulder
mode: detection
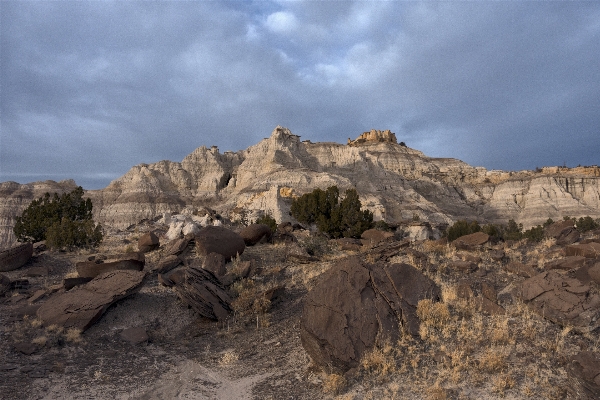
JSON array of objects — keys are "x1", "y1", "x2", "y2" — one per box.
[
  {"x1": 163, "y1": 237, "x2": 190, "y2": 256},
  {"x1": 336, "y1": 238, "x2": 363, "y2": 251},
  {"x1": 158, "y1": 267, "x2": 186, "y2": 287},
  {"x1": 300, "y1": 257, "x2": 439, "y2": 374},
  {"x1": 182, "y1": 222, "x2": 201, "y2": 236},
  {"x1": 174, "y1": 265, "x2": 232, "y2": 321},
  {"x1": 448, "y1": 260, "x2": 478, "y2": 272},
  {"x1": 566, "y1": 243, "x2": 600, "y2": 258},
  {"x1": 195, "y1": 226, "x2": 245, "y2": 261},
  {"x1": 165, "y1": 221, "x2": 185, "y2": 241},
  {"x1": 519, "y1": 270, "x2": 600, "y2": 332},
  {"x1": 120, "y1": 327, "x2": 148, "y2": 344},
  {"x1": 277, "y1": 222, "x2": 293, "y2": 234},
  {"x1": 76, "y1": 253, "x2": 145, "y2": 279},
  {"x1": 568, "y1": 351, "x2": 600, "y2": 399},
  {"x1": 0, "y1": 242, "x2": 33, "y2": 272},
  {"x1": 154, "y1": 255, "x2": 182, "y2": 274},
  {"x1": 505, "y1": 261, "x2": 537, "y2": 278},
  {"x1": 202, "y1": 252, "x2": 227, "y2": 277},
  {"x1": 489, "y1": 249, "x2": 506, "y2": 261},
  {"x1": 544, "y1": 256, "x2": 586, "y2": 271},
  {"x1": 0, "y1": 273, "x2": 10, "y2": 296},
  {"x1": 452, "y1": 232, "x2": 490, "y2": 250},
  {"x1": 36, "y1": 270, "x2": 146, "y2": 331},
  {"x1": 240, "y1": 224, "x2": 272, "y2": 246},
  {"x1": 138, "y1": 231, "x2": 159, "y2": 253},
  {"x1": 545, "y1": 220, "x2": 575, "y2": 238},
  {"x1": 557, "y1": 229, "x2": 581, "y2": 246},
  {"x1": 360, "y1": 229, "x2": 394, "y2": 246}
]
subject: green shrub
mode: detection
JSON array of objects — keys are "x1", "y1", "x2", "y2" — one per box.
[
  {"x1": 543, "y1": 218, "x2": 555, "y2": 228},
  {"x1": 374, "y1": 220, "x2": 391, "y2": 232},
  {"x1": 482, "y1": 224, "x2": 502, "y2": 239},
  {"x1": 291, "y1": 186, "x2": 373, "y2": 238},
  {"x1": 13, "y1": 186, "x2": 103, "y2": 249},
  {"x1": 576, "y1": 216, "x2": 599, "y2": 233},
  {"x1": 446, "y1": 220, "x2": 481, "y2": 242},
  {"x1": 502, "y1": 219, "x2": 523, "y2": 241},
  {"x1": 254, "y1": 214, "x2": 277, "y2": 233},
  {"x1": 523, "y1": 225, "x2": 544, "y2": 242}
]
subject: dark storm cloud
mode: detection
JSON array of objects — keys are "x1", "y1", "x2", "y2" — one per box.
[{"x1": 1, "y1": 1, "x2": 599, "y2": 189}]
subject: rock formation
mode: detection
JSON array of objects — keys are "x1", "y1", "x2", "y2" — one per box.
[{"x1": 1, "y1": 126, "x2": 600, "y2": 249}]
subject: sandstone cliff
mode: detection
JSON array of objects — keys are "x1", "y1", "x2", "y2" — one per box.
[{"x1": 1, "y1": 126, "x2": 599, "y2": 249}]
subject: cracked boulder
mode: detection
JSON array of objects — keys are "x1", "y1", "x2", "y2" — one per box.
[
  {"x1": 174, "y1": 265, "x2": 232, "y2": 321},
  {"x1": 36, "y1": 270, "x2": 146, "y2": 331},
  {"x1": 519, "y1": 271, "x2": 600, "y2": 332},
  {"x1": 300, "y1": 256, "x2": 440, "y2": 374}
]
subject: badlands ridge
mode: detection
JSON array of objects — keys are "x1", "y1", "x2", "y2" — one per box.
[{"x1": 1, "y1": 126, "x2": 599, "y2": 248}]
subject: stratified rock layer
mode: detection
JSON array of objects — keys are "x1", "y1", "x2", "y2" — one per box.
[{"x1": 2, "y1": 126, "x2": 600, "y2": 249}]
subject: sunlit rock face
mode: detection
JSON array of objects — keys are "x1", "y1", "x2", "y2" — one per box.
[{"x1": 1, "y1": 126, "x2": 599, "y2": 249}]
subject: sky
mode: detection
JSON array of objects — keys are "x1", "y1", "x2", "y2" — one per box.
[{"x1": 1, "y1": 1, "x2": 599, "y2": 190}]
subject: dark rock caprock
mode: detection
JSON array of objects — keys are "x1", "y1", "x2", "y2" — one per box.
[
  {"x1": 174, "y1": 264, "x2": 232, "y2": 321},
  {"x1": 0, "y1": 242, "x2": 33, "y2": 272},
  {"x1": 37, "y1": 270, "x2": 146, "y2": 331},
  {"x1": 300, "y1": 256, "x2": 440, "y2": 374}
]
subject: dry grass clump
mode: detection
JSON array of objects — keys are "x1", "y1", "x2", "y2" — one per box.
[
  {"x1": 321, "y1": 373, "x2": 346, "y2": 395},
  {"x1": 361, "y1": 343, "x2": 396, "y2": 377},
  {"x1": 219, "y1": 350, "x2": 239, "y2": 366}
]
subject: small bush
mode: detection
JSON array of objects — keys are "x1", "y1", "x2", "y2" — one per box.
[
  {"x1": 254, "y1": 214, "x2": 277, "y2": 233},
  {"x1": 446, "y1": 220, "x2": 480, "y2": 242},
  {"x1": 577, "y1": 216, "x2": 599, "y2": 232},
  {"x1": 300, "y1": 235, "x2": 331, "y2": 257},
  {"x1": 502, "y1": 219, "x2": 523, "y2": 241},
  {"x1": 291, "y1": 186, "x2": 373, "y2": 238},
  {"x1": 14, "y1": 186, "x2": 102, "y2": 249},
  {"x1": 523, "y1": 225, "x2": 544, "y2": 242},
  {"x1": 374, "y1": 220, "x2": 391, "y2": 231}
]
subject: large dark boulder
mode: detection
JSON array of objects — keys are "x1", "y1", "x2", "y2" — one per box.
[
  {"x1": 195, "y1": 226, "x2": 245, "y2": 261},
  {"x1": 174, "y1": 264, "x2": 232, "y2": 321},
  {"x1": 239, "y1": 224, "x2": 272, "y2": 246},
  {"x1": 0, "y1": 242, "x2": 33, "y2": 272},
  {"x1": 37, "y1": 270, "x2": 146, "y2": 331},
  {"x1": 300, "y1": 257, "x2": 440, "y2": 374},
  {"x1": 568, "y1": 351, "x2": 600, "y2": 399},
  {"x1": 76, "y1": 253, "x2": 145, "y2": 279}
]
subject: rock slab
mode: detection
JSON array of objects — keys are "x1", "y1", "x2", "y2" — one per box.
[
  {"x1": 36, "y1": 270, "x2": 146, "y2": 331},
  {"x1": 76, "y1": 253, "x2": 145, "y2": 278},
  {"x1": 300, "y1": 257, "x2": 439, "y2": 374},
  {"x1": 0, "y1": 242, "x2": 33, "y2": 272}
]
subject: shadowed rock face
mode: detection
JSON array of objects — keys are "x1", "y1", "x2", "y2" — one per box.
[
  {"x1": 2, "y1": 126, "x2": 600, "y2": 249},
  {"x1": 0, "y1": 242, "x2": 33, "y2": 272},
  {"x1": 300, "y1": 257, "x2": 440, "y2": 374}
]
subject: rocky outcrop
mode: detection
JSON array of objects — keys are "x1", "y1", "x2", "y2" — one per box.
[
  {"x1": 76, "y1": 253, "x2": 145, "y2": 279},
  {"x1": 2, "y1": 126, "x2": 600, "y2": 249}
]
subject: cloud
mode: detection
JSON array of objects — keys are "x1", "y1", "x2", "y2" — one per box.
[
  {"x1": 265, "y1": 11, "x2": 298, "y2": 34},
  {"x1": 1, "y1": 1, "x2": 599, "y2": 189}
]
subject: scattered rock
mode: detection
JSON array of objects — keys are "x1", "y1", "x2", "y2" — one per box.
[
  {"x1": 489, "y1": 249, "x2": 506, "y2": 261},
  {"x1": 360, "y1": 229, "x2": 394, "y2": 246},
  {"x1": 477, "y1": 296, "x2": 505, "y2": 316},
  {"x1": 272, "y1": 232, "x2": 297, "y2": 244},
  {"x1": 277, "y1": 222, "x2": 293, "y2": 234},
  {"x1": 33, "y1": 241, "x2": 47, "y2": 253},
  {"x1": 0, "y1": 242, "x2": 33, "y2": 272},
  {"x1": 452, "y1": 232, "x2": 490, "y2": 250},
  {"x1": 240, "y1": 224, "x2": 272, "y2": 246},
  {"x1": 286, "y1": 243, "x2": 318, "y2": 263},
  {"x1": 120, "y1": 327, "x2": 149, "y2": 344},
  {"x1": 195, "y1": 226, "x2": 245, "y2": 261},
  {"x1": 76, "y1": 253, "x2": 145, "y2": 279},
  {"x1": 335, "y1": 238, "x2": 362, "y2": 251},
  {"x1": 36, "y1": 270, "x2": 146, "y2": 331},
  {"x1": 174, "y1": 265, "x2": 231, "y2": 321},
  {"x1": 544, "y1": 256, "x2": 587, "y2": 271},
  {"x1": 458, "y1": 253, "x2": 482, "y2": 263},
  {"x1": 138, "y1": 231, "x2": 159, "y2": 253},
  {"x1": 505, "y1": 261, "x2": 537, "y2": 278},
  {"x1": 565, "y1": 243, "x2": 600, "y2": 258},
  {"x1": 300, "y1": 257, "x2": 440, "y2": 374},
  {"x1": 519, "y1": 270, "x2": 600, "y2": 332},
  {"x1": 448, "y1": 260, "x2": 478, "y2": 272},
  {"x1": 568, "y1": 351, "x2": 600, "y2": 399}
]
